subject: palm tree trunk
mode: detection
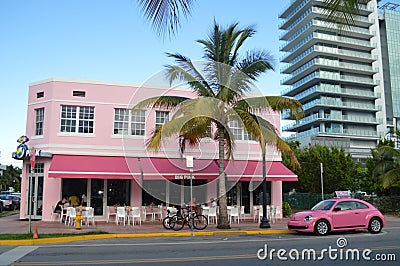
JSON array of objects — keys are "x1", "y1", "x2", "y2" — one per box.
[{"x1": 217, "y1": 127, "x2": 230, "y2": 229}]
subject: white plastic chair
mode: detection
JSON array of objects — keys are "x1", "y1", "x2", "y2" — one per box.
[
  {"x1": 155, "y1": 205, "x2": 163, "y2": 221},
  {"x1": 258, "y1": 206, "x2": 271, "y2": 223},
  {"x1": 84, "y1": 207, "x2": 95, "y2": 226},
  {"x1": 270, "y1": 205, "x2": 276, "y2": 223},
  {"x1": 202, "y1": 206, "x2": 210, "y2": 217},
  {"x1": 64, "y1": 207, "x2": 71, "y2": 225},
  {"x1": 229, "y1": 207, "x2": 240, "y2": 224},
  {"x1": 106, "y1": 206, "x2": 117, "y2": 223},
  {"x1": 59, "y1": 205, "x2": 67, "y2": 223},
  {"x1": 51, "y1": 206, "x2": 60, "y2": 222},
  {"x1": 240, "y1": 206, "x2": 245, "y2": 221},
  {"x1": 253, "y1": 205, "x2": 260, "y2": 222},
  {"x1": 115, "y1": 206, "x2": 126, "y2": 225},
  {"x1": 67, "y1": 207, "x2": 76, "y2": 226},
  {"x1": 131, "y1": 207, "x2": 141, "y2": 226},
  {"x1": 275, "y1": 205, "x2": 282, "y2": 221},
  {"x1": 207, "y1": 207, "x2": 217, "y2": 224}
]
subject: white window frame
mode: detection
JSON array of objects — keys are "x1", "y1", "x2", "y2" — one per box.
[
  {"x1": 113, "y1": 109, "x2": 146, "y2": 136},
  {"x1": 60, "y1": 105, "x2": 94, "y2": 134},
  {"x1": 229, "y1": 120, "x2": 256, "y2": 141},
  {"x1": 155, "y1": 111, "x2": 169, "y2": 128},
  {"x1": 35, "y1": 108, "x2": 44, "y2": 136}
]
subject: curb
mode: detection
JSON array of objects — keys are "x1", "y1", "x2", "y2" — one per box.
[{"x1": 0, "y1": 230, "x2": 294, "y2": 246}]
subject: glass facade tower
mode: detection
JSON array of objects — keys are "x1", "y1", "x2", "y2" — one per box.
[
  {"x1": 379, "y1": 6, "x2": 400, "y2": 131},
  {"x1": 279, "y1": 0, "x2": 381, "y2": 161}
]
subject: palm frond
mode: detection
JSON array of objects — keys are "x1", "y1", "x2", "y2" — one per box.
[
  {"x1": 132, "y1": 95, "x2": 188, "y2": 111},
  {"x1": 236, "y1": 49, "x2": 275, "y2": 80},
  {"x1": 235, "y1": 96, "x2": 304, "y2": 120},
  {"x1": 321, "y1": 0, "x2": 369, "y2": 33},
  {"x1": 233, "y1": 108, "x2": 299, "y2": 168},
  {"x1": 165, "y1": 52, "x2": 215, "y2": 97},
  {"x1": 178, "y1": 116, "x2": 212, "y2": 154},
  {"x1": 146, "y1": 115, "x2": 196, "y2": 151},
  {"x1": 137, "y1": 0, "x2": 196, "y2": 37}
]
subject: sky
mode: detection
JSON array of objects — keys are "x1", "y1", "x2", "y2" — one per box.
[
  {"x1": 0, "y1": 0, "x2": 291, "y2": 166},
  {"x1": 1, "y1": 0, "x2": 393, "y2": 166}
]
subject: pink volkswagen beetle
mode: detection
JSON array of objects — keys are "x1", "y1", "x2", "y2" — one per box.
[{"x1": 287, "y1": 198, "x2": 386, "y2": 236}]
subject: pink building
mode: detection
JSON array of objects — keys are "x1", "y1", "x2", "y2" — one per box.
[{"x1": 18, "y1": 78, "x2": 297, "y2": 221}]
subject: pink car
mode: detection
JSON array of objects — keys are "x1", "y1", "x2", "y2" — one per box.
[{"x1": 287, "y1": 198, "x2": 386, "y2": 236}]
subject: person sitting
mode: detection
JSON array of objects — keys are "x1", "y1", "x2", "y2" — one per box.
[
  {"x1": 81, "y1": 193, "x2": 87, "y2": 207},
  {"x1": 68, "y1": 195, "x2": 80, "y2": 207},
  {"x1": 210, "y1": 197, "x2": 217, "y2": 207},
  {"x1": 55, "y1": 197, "x2": 67, "y2": 213}
]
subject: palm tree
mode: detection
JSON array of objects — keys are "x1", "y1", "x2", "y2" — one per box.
[
  {"x1": 137, "y1": 0, "x2": 369, "y2": 37},
  {"x1": 134, "y1": 21, "x2": 303, "y2": 229},
  {"x1": 371, "y1": 145, "x2": 400, "y2": 189}
]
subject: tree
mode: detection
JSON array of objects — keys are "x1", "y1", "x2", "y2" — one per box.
[
  {"x1": 0, "y1": 165, "x2": 21, "y2": 192},
  {"x1": 283, "y1": 144, "x2": 355, "y2": 194},
  {"x1": 134, "y1": 21, "x2": 303, "y2": 229},
  {"x1": 368, "y1": 145, "x2": 400, "y2": 191},
  {"x1": 137, "y1": 0, "x2": 369, "y2": 37}
]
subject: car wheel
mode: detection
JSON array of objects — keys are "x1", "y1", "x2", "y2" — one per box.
[
  {"x1": 314, "y1": 220, "x2": 330, "y2": 236},
  {"x1": 368, "y1": 217, "x2": 382, "y2": 234}
]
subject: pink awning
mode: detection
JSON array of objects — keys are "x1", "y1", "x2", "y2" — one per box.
[
  {"x1": 48, "y1": 155, "x2": 141, "y2": 179},
  {"x1": 140, "y1": 158, "x2": 219, "y2": 180},
  {"x1": 226, "y1": 161, "x2": 297, "y2": 182},
  {"x1": 48, "y1": 155, "x2": 297, "y2": 182}
]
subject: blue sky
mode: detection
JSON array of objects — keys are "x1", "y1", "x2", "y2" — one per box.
[{"x1": 0, "y1": 0, "x2": 298, "y2": 166}]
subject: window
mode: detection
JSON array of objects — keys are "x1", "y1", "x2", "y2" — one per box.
[
  {"x1": 229, "y1": 120, "x2": 243, "y2": 140},
  {"x1": 356, "y1": 202, "x2": 369, "y2": 209},
  {"x1": 35, "y1": 108, "x2": 44, "y2": 136},
  {"x1": 155, "y1": 111, "x2": 169, "y2": 128},
  {"x1": 229, "y1": 120, "x2": 256, "y2": 141},
  {"x1": 114, "y1": 109, "x2": 129, "y2": 135},
  {"x1": 131, "y1": 110, "x2": 146, "y2": 136},
  {"x1": 335, "y1": 201, "x2": 357, "y2": 211},
  {"x1": 60, "y1": 105, "x2": 94, "y2": 133},
  {"x1": 114, "y1": 109, "x2": 146, "y2": 136},
  {"x1": 73, "y1": 91, "x2": 86, "y2": 97},
  {"x1": 36, "y1": 92, "x2": 44, "y2": 98}
]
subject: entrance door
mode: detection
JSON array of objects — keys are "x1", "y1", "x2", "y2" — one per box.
[
  {"x1": 27, "y1": 164, "x2": 44, "y2": 219},
  {"x1": 91, "y1": 179, "x2": 105, "y2": 216}
]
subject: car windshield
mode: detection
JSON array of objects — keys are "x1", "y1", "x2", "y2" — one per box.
[{"x1": 312, "y1": 200, "x2": 336, "y2": 211}]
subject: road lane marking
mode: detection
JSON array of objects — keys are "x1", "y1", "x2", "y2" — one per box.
[
  {"x1": 0, "y1": 246, "x2": 38, "y2": 266},
  {"x1": 41, "y1": 230, "x2": 388, "y2": 248},
  {"x1": 9, "y1": 245, "x2": 400, "y2": 265}
]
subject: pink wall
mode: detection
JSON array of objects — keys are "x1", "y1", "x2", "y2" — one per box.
[{"x1": 21, "y1": 78, "x2": 285, "y2": 221}]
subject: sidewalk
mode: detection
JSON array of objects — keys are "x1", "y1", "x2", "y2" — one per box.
[
  {"x1": 1, "y1": 214, "x2": 398, "y2": 246},
  {"x1": 0, "y1": 213, "x2": 289, "y2": 235}
]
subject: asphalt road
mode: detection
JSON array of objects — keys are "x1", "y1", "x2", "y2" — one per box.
[{"x1": 1, "y1": 227, "x2": 399, "y2": 266}]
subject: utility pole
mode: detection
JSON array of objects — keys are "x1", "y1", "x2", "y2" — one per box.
[{"x1": 320, "y1": 163, "x2": 324, "y2": 200}]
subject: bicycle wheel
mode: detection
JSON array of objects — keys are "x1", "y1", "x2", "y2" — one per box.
[
  {"x1": 172, "y1": 216, "x2": 185, "y2": 231},
  {"x1": 162, "y1": 216, "x2": 174, "y2": 230},
  {"x1": 193, "y1": 214, "x2": 208, "y2": 230}
]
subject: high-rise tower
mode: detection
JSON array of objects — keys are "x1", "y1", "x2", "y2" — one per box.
[{"x1": 279, "y1": 0, "x2": 382, "y2": 162}]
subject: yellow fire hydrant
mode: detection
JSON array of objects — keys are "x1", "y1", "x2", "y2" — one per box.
[{"x1": 75, "y1": 211, "x2": 82, "y2": 230}]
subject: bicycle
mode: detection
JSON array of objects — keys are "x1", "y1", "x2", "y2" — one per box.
[
  {"x1": 162, "y1": 209, "x2": 179, "y2": 230},
  {"x1": 172, "y1": 206, "x2": 208, "y2": 231}
]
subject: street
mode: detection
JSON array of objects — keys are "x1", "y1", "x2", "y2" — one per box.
[{"x1": 1, "y1": 227, "x2": 399, "y2": 265}]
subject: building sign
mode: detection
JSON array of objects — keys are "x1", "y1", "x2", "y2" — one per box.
[
  {"x1": 12, "y1": 136, "x2": 41, "y2": 160},
  {"x1": 335, "y1": 191, "x2": 351, "y2": 198},
  {"x1": 174, "y1": 174, "x2": 195, "y2": 180}
]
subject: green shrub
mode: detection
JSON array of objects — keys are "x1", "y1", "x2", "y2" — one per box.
[{"x1": 282, "y1": 201, "x2": 292, "y2": 217}]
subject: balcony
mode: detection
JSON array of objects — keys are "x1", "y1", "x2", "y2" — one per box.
[
  {"x1": 281, "y1": 58, "x2": 376, "y2": 85},
  {"x1": 283, "y1": 113, "x2": 378, "y2": 131}
]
